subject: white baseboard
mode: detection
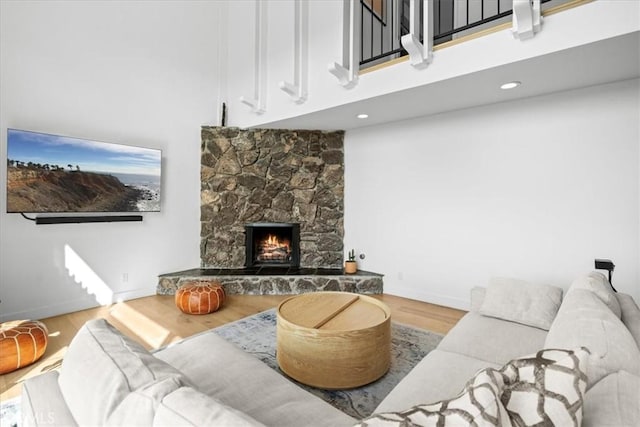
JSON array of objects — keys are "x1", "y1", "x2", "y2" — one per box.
[
  {"x1": 112, "y1": 288, "x2": 155, "y2": 303},
  {"x1": 0, "y1": 298, "x2": 100, "y2": 323},
  {"x1": 0, "y1": 288, "x2": 155, "y2": 322},
  {"x1": 384, "y1": 284, "x2": 470, "y2": 311}
]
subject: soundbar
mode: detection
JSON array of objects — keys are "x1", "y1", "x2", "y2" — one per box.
[{"x1": 35, "y1": 215, "x2": 143, "y2": 225}]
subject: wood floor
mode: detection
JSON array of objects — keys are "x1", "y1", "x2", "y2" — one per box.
[{"x1": 0, "y1": 293, "x2": 466, "y2": 402}]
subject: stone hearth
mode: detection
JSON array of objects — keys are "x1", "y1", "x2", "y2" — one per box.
[{"x1": 157, "y1": 268, "x2": 383, "y2": 295}]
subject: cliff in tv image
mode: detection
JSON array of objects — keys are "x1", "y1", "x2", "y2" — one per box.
[{"x1": 7, "y1": 164, "x2": 144, "y2": 212}]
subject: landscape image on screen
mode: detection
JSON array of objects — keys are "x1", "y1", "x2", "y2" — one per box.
[{"x1": 6, "y1": 129, "x2": 161, "y2": 213}]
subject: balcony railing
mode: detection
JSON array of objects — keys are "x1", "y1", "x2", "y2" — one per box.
[{"x1": 360, "y1": 0, "x2": 558, "y2": 69}]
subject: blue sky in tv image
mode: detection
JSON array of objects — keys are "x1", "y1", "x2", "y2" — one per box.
[
  {"x1": 7, "y1": 128, "x2": 161, "y2": 176},
  {"x1": 7, "y1": 128, "x2": 162, "y2": 212}
]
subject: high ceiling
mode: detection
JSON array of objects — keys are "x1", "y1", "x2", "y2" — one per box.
[{"x1": 264, "y1": 31, "x2": 640, "y2": 131}]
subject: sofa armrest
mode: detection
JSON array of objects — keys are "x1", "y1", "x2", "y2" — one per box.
[
  {"x1": 22, "y1": 371, "x2": 77, "y2": 427},
  {"x1": 470, "y1": 287, "x2": 486, "y2": 312}
]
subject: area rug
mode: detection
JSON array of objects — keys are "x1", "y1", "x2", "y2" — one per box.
[
  {"x1": 212, "y1": 309, "x2": 443, "y2": 419},
  {"x1": 0, "y1": 397, "x2": 20, "y2": 427}
]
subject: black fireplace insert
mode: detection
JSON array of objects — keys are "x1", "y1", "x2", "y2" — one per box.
[{"x1": 245, "y1": 222, "x2": 300, "y2": 269}]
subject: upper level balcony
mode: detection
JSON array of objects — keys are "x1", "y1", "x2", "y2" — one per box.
[
  {"x1": 223, "y1": 0, "x2": 639, "y2": 131},
  {"x1": 360, "y1": 0, "x2": 576, "y2": 70}
]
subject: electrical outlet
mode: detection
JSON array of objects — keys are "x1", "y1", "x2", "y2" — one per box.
[{"x1": 122, "y1": 273, "x2": 129, "y2": 283}]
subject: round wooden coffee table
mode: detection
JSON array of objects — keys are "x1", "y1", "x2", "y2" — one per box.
[{"x1": 276, "y1": 292, "x2": 391, "y2": 389}]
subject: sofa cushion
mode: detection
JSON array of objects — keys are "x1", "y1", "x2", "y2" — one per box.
[
  {"x1": 470, "y1": 286, "x2": 486, "y2": 312},
  {"x1": 437, "y1": 312, "x2": 547, "y2": 365},
  {"x1": 583, "y1": 371, "x2": 640, "y2": 427},
  {"x1": 155, "y1": 331, "x2": 356, "y2": 427},
  {"x1": 58, "y1": 319, "x2": 187, "y2": 426},
  {"x1": 21, "y1": 371, "x2": 78, "y2": 427},
  {"x1": 362, "y1": 348, "x2": 589, "y2": 427},
  {"x1": 154, "y1": 386, "x2": 266, "y2": 427},
  {"x1": 479, "y1": 277, "x2": 563, "y2": 330},
  {"x1": 106, "y1": 376, "x2": 183, "y2": 426},
  {"x1": 569, "y1": 272, "x2": 621, "y2": 318},
  {"x1": 616, "y1": 293, "x2": 640, "y2": 349},
  {"x1": 375, "y1": 349, "x2": 501, "y2": 413},
  {"x1": 545, "y1": 289, "x2": 640, "y2": 387}
]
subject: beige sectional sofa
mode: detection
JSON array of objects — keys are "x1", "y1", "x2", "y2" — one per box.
[{"x1": 21, "y1": 272, "x2": 640, "y2": 426}]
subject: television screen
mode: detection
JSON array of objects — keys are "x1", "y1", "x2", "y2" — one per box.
[{"x1": 6, "y1": 129, "x2": 161, "y2": 213}]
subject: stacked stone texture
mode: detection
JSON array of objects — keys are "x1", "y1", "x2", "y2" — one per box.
[
  {"x1": 157, "y1": 274, "x2": 383, "y2": 296},
  {"x1": 200, "y1": 127, "x2": 345, "y2": 268}
]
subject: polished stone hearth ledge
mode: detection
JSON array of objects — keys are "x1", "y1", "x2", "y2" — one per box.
[{"x1": 157, "y1": 268, "x2": 383, "y2": 296}]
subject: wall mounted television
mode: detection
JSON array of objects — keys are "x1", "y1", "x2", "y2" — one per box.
[{"x1": 6, "y1": 129, "x2": 162, "y2": 213}]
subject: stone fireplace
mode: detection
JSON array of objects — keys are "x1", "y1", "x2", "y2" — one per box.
[
  {"x1": 156, "y1": 126, "x2": 383, "y2": 296},
  {"x1": 200, "y1": 126, "x2": 344, "y2": 269},
  {"x1": 245, "y1": 222, "x2": 300, "y2": 268}
]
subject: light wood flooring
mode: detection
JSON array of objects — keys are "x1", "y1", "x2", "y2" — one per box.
[{"x1": 0, "y1": 293, "x2": 466, "y2": 402}]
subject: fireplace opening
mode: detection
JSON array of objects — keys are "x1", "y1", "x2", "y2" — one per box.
[{"x1": 245, "y1": 223, "x2": 300, "y2": 269}]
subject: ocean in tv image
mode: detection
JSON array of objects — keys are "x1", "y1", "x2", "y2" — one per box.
[{"x1": 6, "y1": 129, "x2": 162, "y2": 213}]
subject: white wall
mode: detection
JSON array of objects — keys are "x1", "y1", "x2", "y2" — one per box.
[
  {"x1": 0, "y1": 1, "x2": 220, "y2": 321},
  {"x1": 345, "y1": 79, "x2": 640, "y2": 309}
]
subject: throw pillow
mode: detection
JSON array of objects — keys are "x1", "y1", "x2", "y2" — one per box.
[
  {"x1": 355, "y1": 368, "x2": 512, "y2": 426},
  {"x1": 479, "y1": 277, "x2": 563, "y2": 330},
  {"x1": 500, "y1": 348, "x2": 590, "y2": 427},
  {"x1": 569, "y1": 272, "x2": 621, "y2": 318},
  {"x1": 357, "y1": 348, "x2": 589, "y2": 427}
]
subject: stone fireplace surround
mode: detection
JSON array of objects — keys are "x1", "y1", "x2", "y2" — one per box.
[{"x1": 157, "y1": 127, "x2": 383, "y2": 295}]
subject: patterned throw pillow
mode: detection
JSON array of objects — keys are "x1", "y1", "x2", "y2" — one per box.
[
  {"x1": 500, "y1": 348, "x2": 589, "y2": 427},
  {"x1": 355, "y1": 368, "x2": 511, "y2": 426},
  {"x1": 356, "y1": 348, "x2": 589, "y2": 427}
]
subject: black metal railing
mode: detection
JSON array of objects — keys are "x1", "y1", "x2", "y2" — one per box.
[{"x1": 360, "y1": 0, "x2": 555, "y2": 68}]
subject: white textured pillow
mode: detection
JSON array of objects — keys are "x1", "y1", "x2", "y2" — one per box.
[
  {"x1": 479, "y1": 277, "x2": 563, "y2": 330},
  {"x1": 569, "y1": 272, "x2": 621, "y2": 318},
  {"x1": 58, "y1": 319, "x2": 187, "y2": 426},
  {"x1": 154, "y1": 386, "x2": 266, "y2": 427}
]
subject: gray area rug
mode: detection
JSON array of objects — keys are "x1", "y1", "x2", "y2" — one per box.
[
  {"x1": 0, "y1": 397, "x2": 19, "y2": 427},
  {"x1": 212, "y1": 309, "x2": 443, "y2": 419}
]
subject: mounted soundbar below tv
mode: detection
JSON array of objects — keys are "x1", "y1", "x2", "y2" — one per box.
[
  {"x1": 6, "y1": 129, "x2": 162, "y2": 214},
  {"x1": 34, "y1": 215, "x2": 143, "y2": 225}
]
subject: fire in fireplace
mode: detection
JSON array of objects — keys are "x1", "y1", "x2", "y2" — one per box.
[{"x1": 245, "y1": 223, "x2": 300, "y2": 268}]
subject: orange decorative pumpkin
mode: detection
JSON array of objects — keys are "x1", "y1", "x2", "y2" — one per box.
[
  {"x1": 0, "y1": 320, "x2": 49, "y2": 374},
  {"x1": 175, "y1": 282, "x2": 225, "y2": 314}
]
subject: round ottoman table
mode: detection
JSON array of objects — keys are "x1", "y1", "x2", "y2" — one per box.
[
  {"x1": 175, "y1": 282, "x2": 225, "y2": 314},
  {"x1": 0, "y1": 320, "x2": 48, "y2": 374}
]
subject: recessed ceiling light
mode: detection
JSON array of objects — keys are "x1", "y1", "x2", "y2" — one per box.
[
  {"x1": 357, "y1": 113, "x2": 369, "y2": 119},
  {"x1": 500, "y1": 81, "x2": 521, "y2": 90}
]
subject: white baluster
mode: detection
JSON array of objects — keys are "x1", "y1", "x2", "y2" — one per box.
[
  {"x1": 279, "y1": 0, "x2": 308, "y2": 103},
  {"x1": 240, "y1": 0, "x2": 267, "y2": 114},
  {"x1": 328, "y1": 0, "x2": 360, "y2": 89},
  {"x1": 401, "y1": 0, "x2": 433, "y2": 69}
]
